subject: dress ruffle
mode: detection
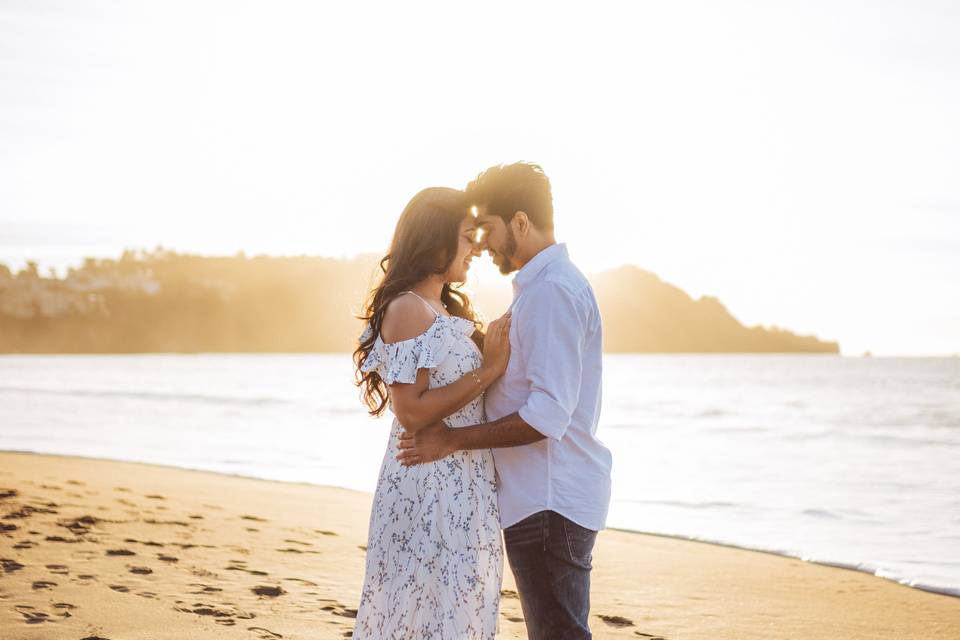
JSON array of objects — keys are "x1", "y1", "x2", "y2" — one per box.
[{"x1": 359, "y1": 315, "x2": 475, "y2": 385}]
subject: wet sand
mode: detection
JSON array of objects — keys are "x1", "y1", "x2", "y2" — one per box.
[{"x1": 0, "y1": 451, "x2": 957, "y2": 639}]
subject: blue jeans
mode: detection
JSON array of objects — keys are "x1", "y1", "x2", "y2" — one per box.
[{"x1": 503, "y1": 510, "x2": 597, "y2": 640}]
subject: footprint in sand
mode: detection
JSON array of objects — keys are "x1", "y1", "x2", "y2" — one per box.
[
  {"x1": 634, "y1": 632, "x2": 668, "y2": 639},
  {"x1": 240, "y1": 515, "x2": 268, "y2": 522},
  {"x1": 0, "y1": 523, "x2": 17, "y2": 532},
  {"x1": 46, "y1": 564, "x2": 70, "y2": 575},
  {"x1": 226, "y1": 562, "x2": 269, "y2": 576},
  {"x1": 276, "y1": 547, "x2": 322, "y2": 554},
  {"x1": 189, "y1": 567, "x2": 219, "y2": 579},
  {"x1": 66, "y1": 480, "x2": 85, "y2": 486},
  {"x1": 157, "y1": 554, "x2": 179, "y2": 563},
  {"x1": 9, "y1": 503, "x2": 59, "y2": 518},
  {"x1": 58, "y1": 514, "x2": 101, "y2": 535},
  {"x1": 251, "y1": 585, "x2": 286, "y2": 597},
  {"x1": 0, "y1": 488, "x2": 19, "y2": 499},
  {"x1": 1, "y1": 558, "x2": 26, "y2": 573},
  {"x1": 124, "y1": 537, "x2": 164, "y2": 547},
  {"x1": 144, "y1": 518, "x2": 191, "y2": 526},
  {"x1": 128, "y1": 565, "x2": 153, "y2": 575},
  {"x1": 14, "y1": 604, "x2": 50, "y2": 624},
  {"x1": 282, "y1": 577, "x2": 318, "y2": 587},
  {"x1": 105, "y1": 548, "x2": 136, "y2": 556},
  {"x1": 321, "y1": 602, "x2": 358, "y2": 619},
  {"x1": 247, "y1": 627, "x2": 284, "y2": 639},
  {"x1": 598, "y1": 614, "x2": 635, "y2": 628},
  {"x1": 13, "y1": 540, "x2": 36, "y2": 549},
  {"x1": 188, "y1": 583, "x2": 223, "y2": 594},
  {"x1": 173, "y1": 601, "x2": 256, "y2": 625},
  {"x1": 109, "y1": 585, "x2": 130, "y2": 593},
  {"x1": 31, "y1": 580, "x2": 57, "y2": 590}
]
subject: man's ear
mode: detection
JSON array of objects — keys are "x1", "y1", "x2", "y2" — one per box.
[{"x1": 513, "y1": 210, "x2": 529, "y2": 235}]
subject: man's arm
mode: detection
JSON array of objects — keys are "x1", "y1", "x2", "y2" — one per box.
[
  {"x1": 513, "y1": 281, "x2": 585, "y2": 441},
  {"x1": 396, "y1": 412, "x2": 543, "y2": 465},
  {"x1": 452, "y1": 411, "x2": 546, "y2": 448}
]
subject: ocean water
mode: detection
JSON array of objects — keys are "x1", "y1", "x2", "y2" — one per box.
[{"x1": 1, "y1": 354, "x2": 958, "y2": 598}]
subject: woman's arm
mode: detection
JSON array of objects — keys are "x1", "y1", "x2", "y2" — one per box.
[
  {"x1": 381, "y1": 298, "x2": 510, "y2": 433},
  {"x1": 388, "y1": 363, "x2": 498, "y2": 434}
]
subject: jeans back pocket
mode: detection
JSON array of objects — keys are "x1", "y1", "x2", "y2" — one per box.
[{"x1": 561, "y1": 516, "x2": 597, "y2": 570}]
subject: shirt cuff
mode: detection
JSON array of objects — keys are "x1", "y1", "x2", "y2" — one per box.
[{"x1": 518, "y1": 392, "x2": 572, "y2": 441}]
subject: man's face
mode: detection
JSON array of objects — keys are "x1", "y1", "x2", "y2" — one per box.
[{"x1": 475, "y1": 206, "x2": 518, "y2": 275}]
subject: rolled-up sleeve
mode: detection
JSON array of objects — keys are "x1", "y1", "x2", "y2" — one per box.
[{"x1": 516, "y1": 281, "x2": 585, "y2": 441}]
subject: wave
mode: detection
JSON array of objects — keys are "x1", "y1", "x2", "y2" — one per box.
[
  {"x1": 800, "y1": 508, "x2": 843, "y2": 520},
  {"x1": 0, "y1": 386, "x2": 290, "y2": 407},
  {"x1": 623, "y1": 498, "x2": 741, "y2": 509}
]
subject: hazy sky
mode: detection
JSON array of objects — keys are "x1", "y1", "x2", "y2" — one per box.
[{"x1": 2, "y1": 1, "x2": 958, "y2": 355}]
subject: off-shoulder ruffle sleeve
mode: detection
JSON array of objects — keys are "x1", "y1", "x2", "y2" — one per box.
[{"x1": 359, "y1": 318, "x2": 458, "y2": 385}]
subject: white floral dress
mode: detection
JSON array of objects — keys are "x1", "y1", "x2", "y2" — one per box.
[{"x1": 353, "y1": 296, "x2": 503, "y2": 639}]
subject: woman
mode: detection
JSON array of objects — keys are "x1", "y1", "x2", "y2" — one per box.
[{"x1": 352, "y1": 186, "x2": 512, "y2": 639}]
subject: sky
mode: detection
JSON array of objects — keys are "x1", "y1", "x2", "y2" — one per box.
[{"x1": 2, "y1": 0, "x2": 958, "y2": 355}]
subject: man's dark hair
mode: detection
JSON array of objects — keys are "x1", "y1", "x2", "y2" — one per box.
[{"x1": 465, "y1": 162, "x2": 554, "y2": 231}]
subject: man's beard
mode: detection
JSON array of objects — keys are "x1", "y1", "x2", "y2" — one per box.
[{"x1": 496, "y1": 224, "x2": 518, "y2": 275}]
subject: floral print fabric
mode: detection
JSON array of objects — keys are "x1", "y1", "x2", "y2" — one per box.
[{"x1": 353, "y1": 314, "x2": 502, "y2": 639}]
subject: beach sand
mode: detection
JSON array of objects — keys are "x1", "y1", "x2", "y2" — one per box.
[{"x1": 0, "y1": 451, "x2": 957, "y2": 640}]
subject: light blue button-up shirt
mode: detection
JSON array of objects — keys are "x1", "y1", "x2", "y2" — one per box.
[{"x1": 485, "y1": 242, "x2": 612, "y2": 531}]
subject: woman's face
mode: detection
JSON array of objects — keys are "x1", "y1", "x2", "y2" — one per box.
[{"x1": 444, "y1": 215, "x2": 481, "y2": 284}]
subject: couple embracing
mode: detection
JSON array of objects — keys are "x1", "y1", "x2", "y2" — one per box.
[{"x1": 352, "y1": 162, "x2": 612, "y2": 639}]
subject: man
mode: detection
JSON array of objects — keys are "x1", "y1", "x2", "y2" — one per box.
[{"x1": 396, "y1": 162, "x2": 613, "y2": 640}]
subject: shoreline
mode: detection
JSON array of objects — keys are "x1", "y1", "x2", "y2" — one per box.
[
  {"x1": 8, "y1": 352, "x2": 960, "y2": 357},
  {"x1": 6, "y1": 448, "x2": 959, "y2": 601},
  {"x1": 605, "y1": 527, "x2": 960, "y2": 600},
  {"x1": 2, "y1": 450, "x2": 958, "y2": 639}
]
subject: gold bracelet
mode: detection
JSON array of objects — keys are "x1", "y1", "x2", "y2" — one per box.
[{"x1": 468, "y1": 369, "x2": 484, "y2": 392}]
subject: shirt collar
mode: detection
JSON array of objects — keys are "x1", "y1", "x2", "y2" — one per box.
[{"x1": 512, "y1": 242, "x2": 568, "y2": 295}]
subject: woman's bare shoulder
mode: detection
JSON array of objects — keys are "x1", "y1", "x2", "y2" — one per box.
[{"x1": 379, "y1": 293, "x2": 438, "y2": 344}]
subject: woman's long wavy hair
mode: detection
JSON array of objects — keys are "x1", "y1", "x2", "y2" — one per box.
[{"x1": 354, "y1": 187, "x2": 485, "y2": 417}]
